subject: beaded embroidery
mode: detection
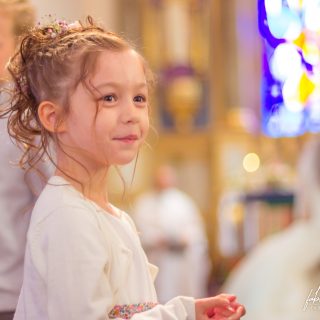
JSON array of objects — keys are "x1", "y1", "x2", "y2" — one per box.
[{"x1": 108, "y1": 302, "x2": 158, "y2": 319}]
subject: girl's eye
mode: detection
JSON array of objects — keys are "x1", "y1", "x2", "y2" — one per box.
[
  {"x1": 102, "y1": 95, "x2": 116, "y2": 102},
  {"x1": 134, "y1": 95, "x2": 147, "y2": 103}
]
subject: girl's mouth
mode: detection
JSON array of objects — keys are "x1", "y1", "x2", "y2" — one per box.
[{"x1": 113, "y1": 135, "x2": 138, "y2": 143}]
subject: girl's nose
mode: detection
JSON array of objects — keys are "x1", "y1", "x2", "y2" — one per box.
[{"x1": 120, "y1": 100, "x2": 140, "y2": 124}]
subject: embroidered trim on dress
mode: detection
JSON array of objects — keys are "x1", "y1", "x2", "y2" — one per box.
[{"x1": 108, "y1": 302, "x2": 158, "y2": 319}]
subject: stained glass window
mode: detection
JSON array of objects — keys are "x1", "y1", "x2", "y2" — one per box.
[{"x1": 259, "y1": 0, "x2": 320, "y2": 137}]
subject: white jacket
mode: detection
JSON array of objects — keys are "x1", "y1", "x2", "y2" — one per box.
[{"x1": 14, "y1": 176, "x2": 195, "y2": 320}]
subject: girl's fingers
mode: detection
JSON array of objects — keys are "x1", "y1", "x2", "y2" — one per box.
[
  {"x1": 239, "y1": 306, "x2": 246, "y2": 316},
  {"x1": 210, "y1": 305, "x2": 245, "y2": 320},
  {"x1": 227, "y1": 306, "x2": 246, "y2": 320},
  {"x1": 207, "y1": 305, "x2": 239, "y2": 318},
  {"x1": 230, "y1": 301, "x2": 241, "y2": 310},
  {"x1": 198, "y1": 296, "x2": 231, "y2": 310},
  {"x1": 218, "y1": 294, "x2": 237, "y2": 302},
  {"x1": 205, "y1": 299, "x2": 230, "y2": 318},
  {"x1": 197, "y1": 296, "x2": 231, "y2": 318},
  {"x1": 213, "y1": 308, "x2": 235, "y2": 317},
  {"x1": 196, "y1": 295, "x2": 245, "y2": 320},
  {"x1": 226, "y1": 295, "x2": 237, "y2": 302}
]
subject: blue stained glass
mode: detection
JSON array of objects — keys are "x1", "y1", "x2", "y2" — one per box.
[{"x1": 258, "y1": 0, "x2": 320, "y2": 136}]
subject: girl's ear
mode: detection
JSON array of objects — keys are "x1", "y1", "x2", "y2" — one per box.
[{"x1": 38, "y1": 101, "x2": 66, "y2": 133}]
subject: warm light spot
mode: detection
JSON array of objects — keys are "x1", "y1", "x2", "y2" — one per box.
[{"x1": 243, "y1": 153, "x2": 260, "y2": 173}]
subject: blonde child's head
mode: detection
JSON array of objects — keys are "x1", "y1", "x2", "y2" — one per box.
[
  {"x1": 2, "y1": 16, "x2": 153, "y2": 180},
  {"x1": 0, "y1": 0, "x2": 35, "y2": 80}
]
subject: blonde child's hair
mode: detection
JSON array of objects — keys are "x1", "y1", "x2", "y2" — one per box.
[{"x1": 0, "y1": 16, "x2": 154, "y2": 178}]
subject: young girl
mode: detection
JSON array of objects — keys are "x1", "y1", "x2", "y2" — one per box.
[{"x1": 1, "y1": 17, "x2": 246, "y2": 320}]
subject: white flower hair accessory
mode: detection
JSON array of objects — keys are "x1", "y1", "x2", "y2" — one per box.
[{"x1": 38, "y1": 18, "x2": 81, "y2": 38}]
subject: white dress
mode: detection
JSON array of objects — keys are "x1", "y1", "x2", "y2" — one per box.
[{"x1": 14, "y1": 176, "x2": 195, "y2": 320}]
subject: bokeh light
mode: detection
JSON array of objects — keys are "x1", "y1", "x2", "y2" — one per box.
[{"x1": 243, "y1": 153, "x2": 261, "y2": 173}]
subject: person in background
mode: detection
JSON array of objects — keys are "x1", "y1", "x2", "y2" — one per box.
[
  {"x1": 222, "y1": 137, "x2": 320, "y2": 320},
  {"x1": 133, "y1": 164, "x2": 210, "y2": 303},
  {"x1": 0, "y1": 1, "x2": 37, "y2": 320}
]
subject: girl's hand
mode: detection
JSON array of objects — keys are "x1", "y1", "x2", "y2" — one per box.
[{"x1": 195, "y1": 294, "x2": 246, "y2": 320}]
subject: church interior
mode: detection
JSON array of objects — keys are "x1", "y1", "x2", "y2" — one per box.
[
  {"x1": 31, "y1": 0, "x2": 315, "y2": 291},
  {"x1": 5, "y1": 0, "x2": 320, "y2": 318}
]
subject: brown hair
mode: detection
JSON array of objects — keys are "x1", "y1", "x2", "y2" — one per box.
[
  {"x1": 0, "y1": 0, "x2": 35, "y2": 38},
  {"x1": 0, "y1": 16, "x2": 153, "y2": 178}
]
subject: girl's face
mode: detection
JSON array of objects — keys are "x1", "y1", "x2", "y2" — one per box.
[{"x1": 60, "y1": 49, "x2": 150, "y2": 170}]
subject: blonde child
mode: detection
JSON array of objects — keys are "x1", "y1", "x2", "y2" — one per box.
[{"x1": 1, "y1": 17, "x2": 246, "y2": 320}]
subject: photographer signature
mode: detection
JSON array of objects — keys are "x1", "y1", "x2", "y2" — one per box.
[{"x1": 304, "y1": 285, "x2": 320, "y2": 311}]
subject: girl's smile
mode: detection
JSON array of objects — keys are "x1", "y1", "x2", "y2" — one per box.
[{"x1": 113, "y1": 134, "x2": 139, "y2": 144}]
